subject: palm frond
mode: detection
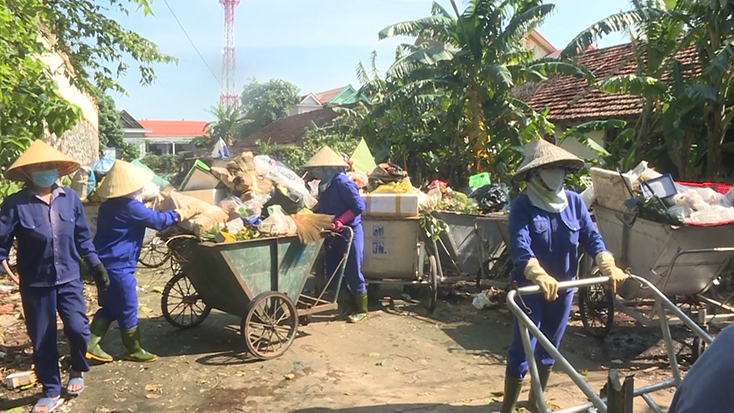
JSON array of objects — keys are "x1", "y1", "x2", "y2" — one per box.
[
  {"x1": 562, "y1": 8, "x2": 664, "y2": 58},
  {"x1": 596, "y1": 75, "x2": 670, "y2": 98},
  {"x1": 386, "y1": 46, "x2": 454, "y2": 78},
  {"x1": 379, "y1": 16, "x2": 455, "y2": 40},
  {"x1": 482, "y1": 64, "x2": 514, "y2": 90},
  {"x1": 703, "y1": 37, "x2": 734, "y2": 79},
  {"x1": 497, "y1": 4, "x2": 555, "y2": 49},
  {"x1": 683, "y1": 83, "x2": 717, "y2": 103}
]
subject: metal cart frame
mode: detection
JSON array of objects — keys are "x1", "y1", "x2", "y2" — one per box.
[
  {"x1": 508, "y1": 275, "x2": 713, "y2": 413},
  {"x1": 161, "y1": 228, "x2": 352, "y2": 360},
  {"x1": 578, "y1": 205, "x2": 734, "y2": 350},
  {"x1": 361, "y1": 216, "x2": 440, "y2": 312}
]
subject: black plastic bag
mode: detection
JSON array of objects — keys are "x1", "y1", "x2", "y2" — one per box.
[{"x1": 469, "y1": 184, "x2": 509, "y2": 214}]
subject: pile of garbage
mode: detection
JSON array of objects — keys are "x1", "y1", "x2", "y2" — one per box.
[{"x1": 590, "y1": 162, "x2": 734, "y2": 225}]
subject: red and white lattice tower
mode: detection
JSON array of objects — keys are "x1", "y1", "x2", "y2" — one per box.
[{"x1": 219, "y1": 0, "x2": 240, "y2": 107}]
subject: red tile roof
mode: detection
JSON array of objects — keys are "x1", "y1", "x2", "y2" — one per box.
[
  {"x1": 233, "y1": 108, "x2": 338, "y2": 151},
  {"x1": 138, "y1": 120, "x2": 209, "y2": 137},
  {"x1": 312, "y1": 87, "x2": 347, "y2": 105},
  {"x1": 525, "y1": 42, "x2": 697, "y2": 122}
]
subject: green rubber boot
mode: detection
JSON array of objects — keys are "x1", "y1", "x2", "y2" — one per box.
[
  {"x1": 120, "y1": 326, "x2": 158, "y2": 362},
  {"x1": 85, "y1": 317, "x2": 113, "y2": 363},
  {"x1": 528, "y1": 366, "x2": 553, "y2": 410},
  {"x1": 336, "y1": 288, "x2": 355, "y2": 320},
  {"x1": 347, "y1": 292, "x2": 368, "y2": 323},
  {"x1": 500, "y1": 375, "x2": 524, "y2": 413}
]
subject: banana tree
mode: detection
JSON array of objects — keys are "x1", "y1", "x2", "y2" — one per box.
[
  {"x1": 373, "y1": 0, "x2": 590, "y2": 186},
  {"x1": 565, "y1": 0, "x2": 734, "y2": 180}
]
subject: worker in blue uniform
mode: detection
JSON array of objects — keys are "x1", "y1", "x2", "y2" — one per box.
[
  {"x1": 88, "y1": 160, "x2": 202, "y2": 363},
  {"x1": 669, "y1": 324, "x2": 734, "y2": 412},
  {"x1": 306, "y1": 146, "x2": 368, "y2": 323},
  {"x1": 0, "y1": 141, "x2": 109, "y2": 413},
  {"x1": 500, "y1": 138, "x2": 628, "y2": 413}
]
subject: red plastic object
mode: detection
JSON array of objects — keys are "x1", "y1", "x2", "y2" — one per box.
[
  {"x1": 428, "y1": 180, "x2": 447, "y2": 191},
  {"x1": 676, "y1": 181, "x2": 732, "y2": 195}
]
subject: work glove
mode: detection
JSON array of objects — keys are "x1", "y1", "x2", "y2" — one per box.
[
  {"x1": 175, "y1": 203, "x2": 205, "y2": 221},
  {"x1": 595, "y1": 251, "x2": 628, "y2": 293},
  {"x1": 90, "y1": 263, "x2": 110, "y2": 291},
  {"x1": 331, "y1": 210, "x2": 356, "y2": 233},
  {"x1": 524, "y1": 258, "x2": 558, "y2": 302}
]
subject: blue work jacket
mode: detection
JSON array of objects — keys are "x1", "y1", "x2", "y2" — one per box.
[
  {"x1": 509, "y1": 191, "x2": 606, "y2": 286},
  {"x1": 0, "y1": 185, "x2": 101, "y2": 288},
  {"x1": 314, "y1": 173, "x2": 365, "y2": 227},
  {"x1": 669, "y1": 325, "x2": 734, "y2": 412},
  {"x1": 93, "y1": 197, "x2": 179, "y2": 270}
]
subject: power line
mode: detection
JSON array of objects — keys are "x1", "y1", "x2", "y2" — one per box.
[{"x1": 162, "y1": 0, "x2": 222, "y2": 87}]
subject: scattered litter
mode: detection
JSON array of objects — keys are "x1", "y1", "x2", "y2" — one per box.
[
  {"x1": 0, "y1": 351, "x2": 5, "y2": 359},
  {"x1": 145, "y1": 384, "x2": 157, "y2": 392},
  {"x1": 5, "y1": 370, "x2": 37, "y2": 388},
  {"x1": 153, "y1": 287, "x2": 165, "y2": 294},
  {"x1": 145, "y1": 394, "x2": 161, "y2": 399},
  {"x1": 643, "y1": 366, "x2": 660, "y2": 373},
  {"x1": 472, "y1": 292, "x2": 497, "y2": 309},
  {"x1": 368, "y1": 352, "x2": 380, "y2": 358},
  {"x1": 284, "y1": 373, "x2": 296, "y2": 380},
  {"x1": 611, "y1": 359, "x2": 624, "y2": 365}
]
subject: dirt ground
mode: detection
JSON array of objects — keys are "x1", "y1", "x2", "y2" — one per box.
[{"x1": 0, "y1": 266, "x2": 706, "y2": 413}]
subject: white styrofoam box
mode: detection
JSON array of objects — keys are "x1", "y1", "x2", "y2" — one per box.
[{"x1": 361, "y1": 193, "x2": 419, "y2": 217}]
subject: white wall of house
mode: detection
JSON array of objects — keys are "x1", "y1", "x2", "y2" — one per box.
[{"x1": 555, "y1": 128, "x2": 605, "y2": 161}]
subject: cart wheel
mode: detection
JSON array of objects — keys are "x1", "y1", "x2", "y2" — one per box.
[
  {"x1": 425, "y1": 255, "x2": 438, "y2": 313},
  {"x1": 241, "y1": 292, "x2": 299, "y2": 360},
  {"x1": 161, "y1": 272, "x2": 211, "y2": 329},
  {"x1": 139, "y1": 235, "x2": 171, "y2": 268},
  {"x1": 170, "y1": 258, "x2": 182, "y2": 275},
  {"x1": 692, "y1": 337, "x2": 706, "y2": 362},
  {"x1": 578, "y1": 269, "x2": 614, "y2": 338}
]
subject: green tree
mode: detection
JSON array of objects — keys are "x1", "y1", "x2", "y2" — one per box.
[
  {"x1": 362, "y1": 0, "x2": 587, "y2": 187},
  {"x1": 92, "y1": 88, "x2": 139, "y2": 161},
  {"x1": 564, "y1": 0, "x2": 734, "y2": 180},
  {"x1": 1, "y1": 0, "x2": 173, "y2": 196},
  {"x1": 239, "y1": 78, "x2": 301, "y2": 137},
  {"x1": 195, "y1": 104, "x2": 253, "y2": 148}
]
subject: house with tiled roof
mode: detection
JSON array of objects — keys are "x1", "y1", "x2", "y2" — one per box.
[
  {"x1": 120, "y1": 110, "x2": 208, "y2": 158},
  {"x1": 289, "y1": 85, "x2": 369, "y2": 116},
  {"x1": 233, "y1": 108, "x2": 339, "y2": 153},
  {"x1": 415, "y1": 29, "x2": 558, "y2": 59},
  {"x1": 524, "y1": 42, "x2": 697, "y2": 159}
]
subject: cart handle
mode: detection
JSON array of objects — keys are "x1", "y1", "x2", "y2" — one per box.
[{"x1": 506, "y1": 274, "x2": 713, "y2": 413}]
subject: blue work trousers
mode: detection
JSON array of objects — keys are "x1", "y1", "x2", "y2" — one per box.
[
  {"x1": 21, "y1": 278, "x2": 90, "y2": 398},
  {"x1": 94, "y1": 268, "x2": 138, "y2": 331},
  {"x1": 325, "y1": 224, "x2": 366, "y2": 295},
  {"x1": 506, "y1": 288, "x2": 575, "y2": 378}
]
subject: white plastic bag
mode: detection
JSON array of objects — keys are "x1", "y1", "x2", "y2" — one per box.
[
  {"x1": 472, "y1": 292, "x2": 497, "y2": 309},
  {"x1": 141, "y1": 182, "x2": 160, "y2": 203},
  {"x1": 259, "y1": 205, "x2": 297, "y2": 236},
  {"x1": 253, "y1": 155, "x2": 317, "y2": 209}
]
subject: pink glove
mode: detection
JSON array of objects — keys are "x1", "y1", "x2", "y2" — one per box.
[{"x1": 332, "y1": 210, "x2": 356, "y2": 232}]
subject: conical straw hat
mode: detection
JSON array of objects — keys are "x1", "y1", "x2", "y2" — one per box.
[
  {"x1": 304, "y1": 146, "x2": 349, "y2": 168},
  {"x1": 513, "y1": 138, "x2": 584, "y2": 182},
  {"x1": 95, "y1": 160, "x2": 155, "y2": 199},
  {"x1": 4, "y1": 140, "x2": 80, "y2": 181}
]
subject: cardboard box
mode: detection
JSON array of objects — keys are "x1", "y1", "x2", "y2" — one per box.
[
  {"x1": 361, "y1": 194, "x2": 419, "y2": 217},
  {"x1": 5, "y1": 371, "x2": 37, "y2": 389},
  {"x1": 180, "y1": 189, "x2": 229, "y2": 206}
]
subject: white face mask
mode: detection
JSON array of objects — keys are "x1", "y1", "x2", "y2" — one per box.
[
  {"x1": 538, "y1": 168, "x2": 566, "y2": 191},
  {"x1": 127, "y1": 188, "x2": 144, "y2": 202}
]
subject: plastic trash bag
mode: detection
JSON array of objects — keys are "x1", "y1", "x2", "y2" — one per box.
[
  {"x1": 92, "y1": 157, "x2": 115, "y2": 177},
  {"x1": 472, "y1": 292, "x2": 497, "y2": 309},
  {"x1": 469, "y1": 184, "x2": 509, "y2": 214},
  {"x1": 141, "y1": 182, "x2": 160, "y2": 202},
  {"x1": 253, "y1": 155, "x2": 317, "y2": 209},
  {"x1": 259, "y1": 205, "x2": 297, "y2": 236}
]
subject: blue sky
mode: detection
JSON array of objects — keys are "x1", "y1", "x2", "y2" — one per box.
[{"x1": 110, "y1": 0, "x2": 631, "y2": 121}]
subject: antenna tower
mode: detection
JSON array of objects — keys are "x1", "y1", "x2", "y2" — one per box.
[{"x1": 219, "y1": 0, "x2": 240, "y2": 107}]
